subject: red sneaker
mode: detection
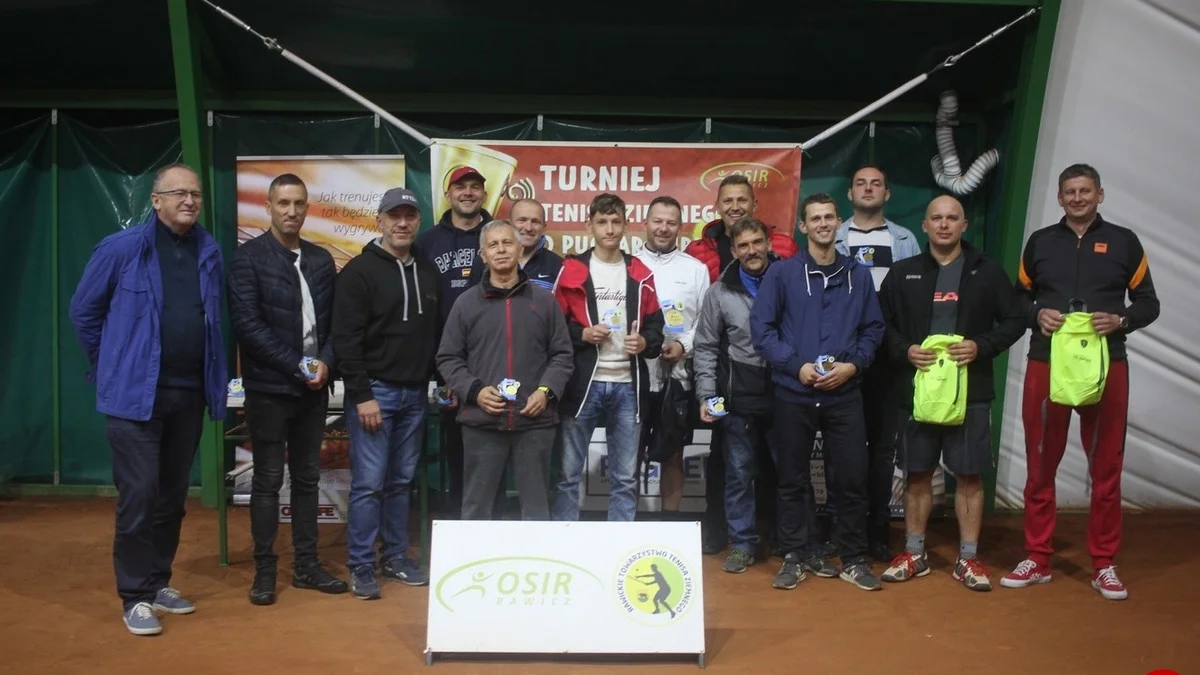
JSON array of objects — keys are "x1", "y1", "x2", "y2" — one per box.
[
  {"x1": 999, "y1": 558, "x2": 1052, "y2": 588},
  {"x1": 1091, "y1": 566, "x2": 1129, "y2": 600}
]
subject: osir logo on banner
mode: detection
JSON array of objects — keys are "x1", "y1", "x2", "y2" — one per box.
[{"x1": 435, "y1": 557, "x2": 604, "y2": 612}]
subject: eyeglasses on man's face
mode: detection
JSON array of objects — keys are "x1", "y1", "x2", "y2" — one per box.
[{"x1": 155, "y1": 189, "x2": 204, "y2": 201}]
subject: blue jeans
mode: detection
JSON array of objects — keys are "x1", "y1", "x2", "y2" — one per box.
[
  {"x1": 721, "y1": 413, "x2": 765, "y2": 553},
  {"x1": 346, "y1": 381, "x2": 426, "y2": 569},
  {"x1": 553, "y1": 381, "x2": 641, "y2": 522}
]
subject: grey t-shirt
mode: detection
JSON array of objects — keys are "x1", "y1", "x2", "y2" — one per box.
[{"x1": 930, "y1": 255, "x2": 965, "y2": 335}]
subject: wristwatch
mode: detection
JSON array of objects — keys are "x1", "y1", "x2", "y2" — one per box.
[
  {"x1": 538, "y1": 385, "x2": 555, "y2": 400},
  {"x1": 1118, "y1": 315, "x2": 1128, "y2": 331}
]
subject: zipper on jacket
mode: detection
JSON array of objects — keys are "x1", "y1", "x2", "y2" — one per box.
[
  {"x1": 1072, "y1": 234, "x2": 1084, "y2": 302},
  {"x1": 576, "y1": 292, "x2": 600, "y2": 418},
  {"x1": 632, "y1": 276, "x2": 646, "y2": 425},
  {"x1": 506, "y1": 297, "x2": 515, "y2": 430}
]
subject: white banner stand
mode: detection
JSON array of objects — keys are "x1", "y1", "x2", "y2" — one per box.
[{"x1": 425, "y1": 520, "x2": 706, "y2": 667}]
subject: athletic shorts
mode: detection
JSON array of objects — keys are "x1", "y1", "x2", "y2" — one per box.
[{"x1": 900, "y1": 403, "x2": 993, "y2": 476}]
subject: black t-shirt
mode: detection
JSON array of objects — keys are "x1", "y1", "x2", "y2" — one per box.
[
  {"x1": 715, "y1": 227, "x2": 733, "y2": 273},
  {"x1": 930, "y1": 255, "x2": 964, "y2": 335}
]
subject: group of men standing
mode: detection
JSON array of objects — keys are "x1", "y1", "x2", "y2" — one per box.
[{"x1": 71, "y1": 159, "x2": 1158, "y2": 636}]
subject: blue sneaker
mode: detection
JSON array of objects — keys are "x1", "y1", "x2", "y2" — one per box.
[
  {"x1": 152, "y1": 587, "x2": 195, "y2": 615},
  {"x1": 123, "y1": 602, "x2": 163, "y2": 636},
  {"x1": 381, "y1": 557, "x2": 429, "y2": 586},
  {"x1": 350, "y1": 565, "x2": 381, "y2": 600}
]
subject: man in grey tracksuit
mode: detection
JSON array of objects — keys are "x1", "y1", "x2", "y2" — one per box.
[{"x1": 436, "y1": 219, "x2": 574, "y2": 519}]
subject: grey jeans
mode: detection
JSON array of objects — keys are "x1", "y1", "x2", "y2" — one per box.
[{"x1": 461, "y1": 426, "x2": 556, "y2": 520}]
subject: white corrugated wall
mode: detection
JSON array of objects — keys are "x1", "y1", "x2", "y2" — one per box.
[{"x1": 996, "y1": 0, "x2": 1200, "y2": 509}]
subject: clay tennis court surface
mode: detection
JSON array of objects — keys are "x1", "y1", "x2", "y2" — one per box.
[{"x1": 2, "y1": 498, "x2": 1195, "y2": 675}]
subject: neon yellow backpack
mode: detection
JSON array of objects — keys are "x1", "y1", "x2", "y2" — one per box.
[
  {"x1": 912, "y1": 334, "x2": 968, "y2": 426},
  {"x1": 1050, "y1": 310, "x2": 1109, "y2": 407}
]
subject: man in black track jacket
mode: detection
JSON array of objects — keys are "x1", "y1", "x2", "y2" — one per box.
[
  {"x1": 436, "y1": 219, "x2": 573, "y2": 521},
  {"x1": 877, "y1": 195, "x2": 1025, "y2": 593},
  {"x1": 228, "y1": 173, "x2": 347, "y2": 605}
]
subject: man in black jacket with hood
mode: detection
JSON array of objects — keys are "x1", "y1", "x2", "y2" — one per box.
[
  {"x1": 228, "y1": 173, "x2": 347, "y2": 605},
  {"x1": 416, "y1": 166, "x2": 492, "y2": 517},
  {"x1": 333, "y1": 187, "x2": 441, "y2": 600},
  {"x1": 877, "y1": 195, "x2": 1025, "y2": 593}
]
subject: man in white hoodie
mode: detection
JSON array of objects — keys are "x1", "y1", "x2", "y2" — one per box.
[{"x1": 635, "y1": 196, "x2": 711, "y2": 515}]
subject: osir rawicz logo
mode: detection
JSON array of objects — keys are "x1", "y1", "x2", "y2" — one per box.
[
  {"x1": 435, "y1": 557, "x2": 604, "y2": 611},
  {"x1": 699, "y1": 162, "x2": 786, "y2": 191},
  {"x1": 615, "y1": 548, "x2": 695, "y2": 624}
]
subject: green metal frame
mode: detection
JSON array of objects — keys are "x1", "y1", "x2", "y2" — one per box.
[
  {"x1": 984, "y1": 0, "x2": 1061, "y2": 513},
  {"x1": 50, "y1": 110, "x2": 61, "y2": 486},
  {"x1": 168, "y1": 0, "x2": 224, "y2": 512}
]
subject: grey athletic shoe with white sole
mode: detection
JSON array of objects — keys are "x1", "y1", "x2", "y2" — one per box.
[{"x1": 152, "y1": 587, "x2": 195, "y2": 615}]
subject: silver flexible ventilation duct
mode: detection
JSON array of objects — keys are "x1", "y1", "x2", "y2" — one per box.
[{"x1": 931, "y1": 90, "x2": 1000, "y2": 195}]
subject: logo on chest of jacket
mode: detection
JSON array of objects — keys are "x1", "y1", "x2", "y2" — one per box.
[{"x1": 1094, "y1": 242, "x2": 1108, "y2": 254}]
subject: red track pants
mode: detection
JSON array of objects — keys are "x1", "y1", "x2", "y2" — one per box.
[{"x1": 1021, "y1": 359, "x2": 1129, "y2": 571}]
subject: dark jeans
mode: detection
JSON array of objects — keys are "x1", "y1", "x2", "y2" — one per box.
[
  {"x1": 774, "y1": 393, "x2": 870, "y2": 565},
  {"x1": 244, "y1": 389, "x2": 328, "y2": 572},
  {"x1": 107, "y1": 387, "x2": 205, "y2": 610},
  {"x1": 720, "y1": 413, "x2": 778, "y2": 553},
  {"x1": 704, "y1": 430, "x2": 726, "y2": 532},
  {"x1": 461, "y1": 426, "x2": 555, "y2": 520},
  {"x1": 827, "y1": 364, "x2": 898, "y2": 546}
]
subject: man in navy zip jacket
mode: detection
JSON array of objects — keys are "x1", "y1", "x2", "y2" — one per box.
[
  {"x1": 69, "y1": 163, "x2": 228, "y2": 636},
  {"x1": 751, "y1": 193, "x2": 885, "y2": 592},
  {"x1": 415, "y1": 166, "x2": 493, "y2": 517}
]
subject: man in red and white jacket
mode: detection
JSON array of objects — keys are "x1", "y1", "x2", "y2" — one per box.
[
  {"x1": 552, "y1": 193, "x2": 665, "y2": 522},
  {"x1": 685, "y1": 173, "x2": 797, "y2": 554}
]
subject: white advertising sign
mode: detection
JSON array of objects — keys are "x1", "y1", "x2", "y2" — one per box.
[{"x1": 426, "y1": 520, "x2": 705, "y2": 664}]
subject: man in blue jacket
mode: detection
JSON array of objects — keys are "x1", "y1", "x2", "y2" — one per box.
[
  {"x1": 69, "y1": 163, "x2": 228, "y2": 636},
  {"x1": 751, "y1": 193, "x2": 886, "y2": 592}
]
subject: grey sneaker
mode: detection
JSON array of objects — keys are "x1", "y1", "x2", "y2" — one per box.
[
  {"x1": 840, "y1": 562, "x2": 883, "y2": 591},
  {"x1": 801, "y1": 555, "x2": 838, "y2": 578},
  {"x1": 772, "y1": 552, "x2": 807, "y2": 590},
  {"x1": 350, "y1": 565, "x2": 381, "y2": 600},
  {"x1": 152, "y1": 587, "x2": 195, "y2": 615},
  {"x1": 381, "y1": 557, "x2": 429, "y2": 586},
  {"x1": 722, "y1": 548, "x2": 755, "y2": 574},
  {"x1": 123, "y1": 602, "x2": 163, "y2": 636}
]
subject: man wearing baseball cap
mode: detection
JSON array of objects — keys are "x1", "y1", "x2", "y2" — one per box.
[
  {"x1": 333, "y1": 187, "x2": 441, "y2": 599},
  {"x1": 416, "y1": 166, "x2": 494, "y2": 518}
]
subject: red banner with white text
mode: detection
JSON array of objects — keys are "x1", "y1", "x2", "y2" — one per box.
[{"x1": 429, "y1": 140, "x2": 802, "y2": 253}]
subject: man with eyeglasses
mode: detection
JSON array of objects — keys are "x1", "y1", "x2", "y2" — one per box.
[{"x1": 70, "y1": 163, "x2": 228, "y2": 636}]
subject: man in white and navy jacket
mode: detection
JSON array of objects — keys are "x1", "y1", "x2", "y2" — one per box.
[{"x1": 634, "y1": 196, "x2": 711, "y2": 516}]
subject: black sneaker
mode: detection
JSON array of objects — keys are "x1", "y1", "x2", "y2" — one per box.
[
  {"x1": 381, "y1": 557, "x2": 429, "y2": 586},
  {"x1": 293, "y1": 562, "x2": 349, "y2": 594},
  {"x1": 868, "y1": 541, "x2": 895, "y2": 564},
  {"x1": 840, "y1": 562, "x2": 883, "y2": 591},
  {"x1": 722, "y1": 548, "x2": 754, "y2": 574},
  {"x1": 772, "y1": 553, "x2": 807, "y2": 590},
  {"x1": 249, "y1": 570, "x2": 277, "y2": 606},
  {"x1": 701, "y1": 527, "x2": 728, "y2": 556},
  {"x1": 800, "y1": 555, "x2": 838, "y2": 578}
]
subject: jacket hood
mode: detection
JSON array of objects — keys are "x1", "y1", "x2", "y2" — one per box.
[
  {"x1": 436, "y1": 209, "x2": 494, "y2": 232},
  {"x1": 702, "y1": 217, "x2": 782, "y2": 240},
  {"x1": 558, "y1": 250, "x2": 653, "y2": 290}
]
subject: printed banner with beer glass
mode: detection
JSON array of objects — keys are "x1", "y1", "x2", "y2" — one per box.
[
  {"x1": 428, "y1": 139, "x2": 803, "y2": 255},
  {"x1": 229, "y1": 154, "x2": 407, "y2": 523},
  {"x1": 426, "y1": 520, "x2": 705, "y2": 660}
]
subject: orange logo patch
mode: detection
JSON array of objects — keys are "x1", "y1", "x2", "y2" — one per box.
[{"x1": 1094, "y1": 242, "x2": 1108, "y2": 254}]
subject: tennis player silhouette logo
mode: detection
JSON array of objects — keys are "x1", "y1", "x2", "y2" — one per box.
[
  {"x1": 616, "y1": 549, "x2": 694, "y2": 624},
  {"x1": 634, "y1": 564, "x2": 676, "y2": 618}
]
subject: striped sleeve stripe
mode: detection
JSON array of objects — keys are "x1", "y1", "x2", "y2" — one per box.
[
  {"x1": 1017, "y1": 259, "x2": 1033, "y2": 289},
  {"x1": 1129, "y1": 252, "x2": 1149, "y2": 289}
]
